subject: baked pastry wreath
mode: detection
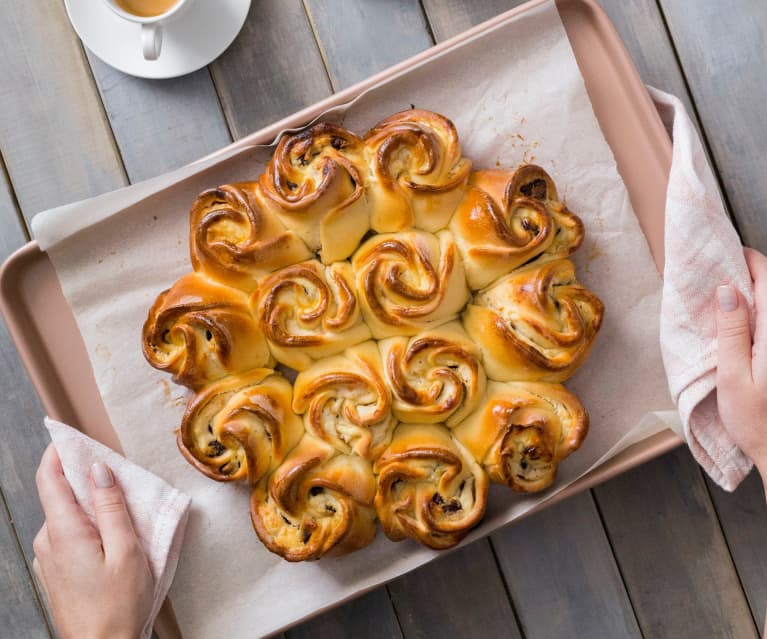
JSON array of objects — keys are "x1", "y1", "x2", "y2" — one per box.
[{"x1": 143, "y1": 109, "x2": 604, "y2": 561}]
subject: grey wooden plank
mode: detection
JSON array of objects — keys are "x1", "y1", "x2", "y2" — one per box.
[
  {"x1": 0, "y1": 156, "x2": 50, "y2": 553},
  {"x1": 0, "y1": 182, "x2": 47, "y2": 560},
  {"x1": 491, "y1": 491, "x2": 641, "y2": 639},
  {"x1": 657, "y1": 0, "x2": 767, "y2": 250},
  {"x1": 87, "y1": 59, "x2": 231, "y2": 181},
  {"x1": 209, "y1": 0, "x2": 332, "y2": 139},
  {"x1": 706, "y1": 473, "x2": 767, "y2": 635},
  {"x1": 288, "y1": 588, "x2": 403, "y2": 639},
  {"x1": 421, "y1": 0, "x2": 694, "y2": 113},
  {"x1": 599, "y1": 0, "x2": 694, "y2": 112},
  {"x1": 0, "y1": 158, "x2": 29, "y2": 255},
  {"x1": 594, "y1": 448, "x2": 758, "y2": 637},
  {"x1": 0, "y1": 494, "x2": 51, "y2": 638},
  {"x1": 387, "y1": 541, "x2": 522, "y2": 639},
  {"x1": 0, "y1": 164, "x2": 51, "y2": 638},
  {"x1": 420, "y1": 0, "x2": 510, "y2": 42},
  {"x1": 0, "y1": 1, "x2": 127, "y2": 223},
  {"x1": 303, "y1": 0, "x2": 433, "y2": 90}
]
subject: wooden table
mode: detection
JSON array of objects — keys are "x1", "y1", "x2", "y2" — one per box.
[{"x1": 1, "y1": 1, "x2": 766, "y2": 637}]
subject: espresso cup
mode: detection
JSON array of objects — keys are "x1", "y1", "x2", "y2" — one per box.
[{"x1": 103, "y1": 0, "x2": 193, "y2": 60}]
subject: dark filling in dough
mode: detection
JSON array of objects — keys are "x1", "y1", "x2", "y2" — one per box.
[{"x1": 520, "y1": 179, "x2": 547, "y2": 200}]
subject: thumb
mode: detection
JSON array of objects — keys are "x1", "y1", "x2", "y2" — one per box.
[
  {"x1": 90, "y1": 462, "x2": 140, "y2": 558},
  {"x1": 716, "y1": 285, "x2": 753, "y2": 386}
]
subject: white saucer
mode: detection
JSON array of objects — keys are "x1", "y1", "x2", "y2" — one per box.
[{"x1": 64, "y1": 0, "x2": 251, "y2": 79}]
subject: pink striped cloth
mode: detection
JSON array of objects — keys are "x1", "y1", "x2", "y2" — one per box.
[
  {"x1": 46, "y1": 418, "x2": 191, "y2": 639},
  {"x1": 651, "y1": 87, "x2": 756, "y2": 491}
]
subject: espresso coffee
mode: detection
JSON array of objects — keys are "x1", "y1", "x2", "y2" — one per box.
[{"x1": 114, "y1": 0, "x2": 179, "y2": 17}]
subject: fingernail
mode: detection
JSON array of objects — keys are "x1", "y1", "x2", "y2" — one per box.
[
  {"x1": 91, "y1": 462, "x2": 114, "y2": 488},
  {"x1": 717, "y1": 285, "x2": 738, "y2": 312}
]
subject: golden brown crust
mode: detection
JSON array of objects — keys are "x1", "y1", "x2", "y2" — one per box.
[
  {"x1": 251, "y1": 260, "x2": 371, "y2": 371},
  {"x1": 363, "y1": 109, "x2": 471, "y2": 232},
  {"x1": 486, "y1": 166, "x2": 584, "y2": 262},
  {"x1": 449, "y1": 167, "x2": 584, "y2": 290},
  {"x1": 351, "y1": 229, "x2": 469, "y2": 338},
  {"x1": 250, "y1": 435, "x2": 377, "y2": 561},
  {"x1": 453, "y1": 381, "x2": 588, "y2": 493},
  {"x1": 189, "y1": 182, "x2": 312, "y2": 291},
  {"x1": 373, "y1": 423, "x2": 488, "y2": 549},
  {"x1": 292, "y1": 341, "x2": 396, "y2": 460},
  {"x1": 177, "y1": 369, "x2": 304, "y2": 484},
  {"x1": 258, "y1": 122, "x2": 370, "y2": 264},
  {"x1": 463, "y1": 259, "x2": 604, "y2": 382},
  {"x1": 142, "y1": 272, "x2": 272, "y2": 390},
  {"x1": 378, "y1": 322, "x2": 486, "y2": 427}
]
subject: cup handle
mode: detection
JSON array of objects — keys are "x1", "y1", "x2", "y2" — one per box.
[{"x1": 141, "y1": 23, "x2": 162, "y2": 60}]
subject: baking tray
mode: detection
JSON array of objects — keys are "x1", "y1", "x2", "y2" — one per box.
[{"x1": 0, "y1": 0, "x2": 682, "y2": 635}]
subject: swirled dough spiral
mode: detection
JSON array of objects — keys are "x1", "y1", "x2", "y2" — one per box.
[
  {"x1": 453, "y1": 381, "x2": 588, "y2": 493},
  {"x1": 450, "y1": 169, "x2": 583, "y2": 290},
  {"x1": 352, "y1": 229, "x2": 469, "y2": 338},
  {"x1": 463, "y1": 259, "x2": 604, "y2": 382},
  {"x1": 480, "y1": 166, "x2": 585, "y2": 262},
  {"x1": 378, "y1": 321, "x2": 486, "y2": 426},
  {"x1": 142, "y1": 273, "x2": 272, "y2": 390},
  {"x1": 189, "y1": 182, "x2": 312, "y2": 291},
  {"x1": 251, "y1": 260, "x2": 371, "y2": 371},
  {"x1": 259, "y1": 122, "x2": 370, "y2": 264},
  {"x1": 178, "y1": 369, "x2": 303, "y2": 484},
  {"x1": 373, "y1": 423, "x2": 488, "y2": 549},
  {"x1": 363, "y1": 109, "x2": 471, "y2": 232},
  {"x1": 292, "y1": 341, "x2": 396, "y2": 460},
  {"x1": 250, "y1": 434, "x2": 377, "y2": 561},
  {"x1": 449, "y1": 166, "x2": 584, "y2": 290}
]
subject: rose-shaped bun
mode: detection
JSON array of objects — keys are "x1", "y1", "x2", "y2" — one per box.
[
  {"x1": 250, "y1": 434, "x2": 377, "y2": 561},
  {"x1": 373, "y1": 423, "x2": 488, "y2": 550},
  {"x1": 378, "y1": 322, "x2": 486, "y2": 426},
  {"x1": 178, "y1": 369, "x2": 303, "y2": 484},
  {"x1": 142, "y1": 273, "x2": 272, "y2": 390},
  {"x1": 449, "y1": 167, "x2": 584, "y2": 290},
  {"x1": 189, "y1": 182, "x2": 312, "y2": 292},
  {"x1": 479, "y1": 166, "x2": 584, "y2": 262},
  {"x1": 363, "y1": 109, "x2": 471, "y2": 233},
  {"x1": 352, "y1": 229, "x2": 469, "y2": 338},
  {"x1": 251, "y1": 260, "x2": 371, "y2": 371},
  {"x1": 258, "y1": 123, "x2": 369, "y2": 264},
  {"x1": 449, "y1": 186, "x2": 552, "y2": 290},
  {"x1": 463, "y1": 259, "x2": 604, "y2": 382},
  {"x1": 292, "y1": 341, "x2": 396, "y2": 460},
  {"x1": 453, "y1": 381, "x2": 588, "y2": 493}
]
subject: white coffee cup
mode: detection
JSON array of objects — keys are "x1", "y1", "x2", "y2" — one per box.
[{"x1": 103, "y1": 0, "x2": 193, "y2": 61}]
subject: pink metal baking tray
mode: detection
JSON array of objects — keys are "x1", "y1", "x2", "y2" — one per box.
[{"x1": 0, "y1": 0, "x2": 682, "y2": 635}]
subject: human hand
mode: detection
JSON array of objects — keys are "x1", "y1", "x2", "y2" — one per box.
[
  {"x1": 33, "y1": 444, "x2": 154, "y2": 639},
  {"x1": 715, "y1": 247, "x2": 767, "y2": 476}
]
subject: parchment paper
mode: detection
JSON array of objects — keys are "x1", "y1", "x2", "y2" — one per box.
[{"x1": 36, "y1": 2, "x2": 678, "y2": 636}]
